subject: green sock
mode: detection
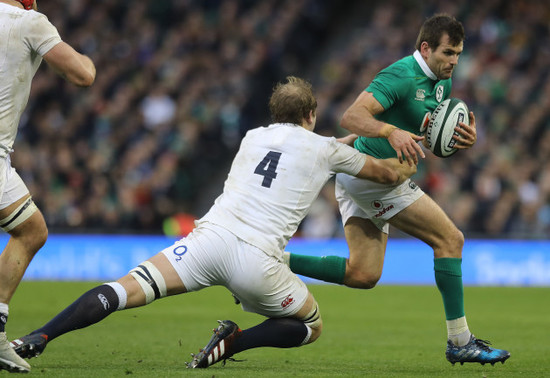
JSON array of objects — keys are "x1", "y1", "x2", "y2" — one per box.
[
  {"x1": 434, "y1": 258, "x2": 465, "y2": 320},
  {"x1": 288, "y1": 254, "x2": 346, "y2": 284}
]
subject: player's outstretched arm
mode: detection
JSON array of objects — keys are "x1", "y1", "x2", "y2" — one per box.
[
  {"x1": 336, "y1": 133, "x2": 358, "y2": 146},
  {"x1": 354, "y1": 156, "x2": 416, "y2": 185},
  {"x1": 43, "y1": 42, "x2": 96, "y2": 87}
]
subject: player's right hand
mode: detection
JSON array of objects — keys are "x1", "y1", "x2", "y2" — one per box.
[{"x1": 388, "y1": 129, "x2": 425, "y2": 166}]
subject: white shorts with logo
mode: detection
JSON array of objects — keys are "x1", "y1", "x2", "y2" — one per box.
[
  {"x1": 161, "y1": 222, "x2": 308, "y2": 318},
  {"x1": 0, "y1": 155, "x2": 30, "y2": 210},
  {"x1": 335, "y1": 174, "x2": 424, "y2": 234}
]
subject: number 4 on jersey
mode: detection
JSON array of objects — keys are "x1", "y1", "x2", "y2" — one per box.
[{"x1": 254, "y1": 151, "x2": 282, "y2": 188}]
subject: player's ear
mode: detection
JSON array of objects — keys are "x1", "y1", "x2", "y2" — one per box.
[
  {"x1": 306, "y1": 110, "x2": 316, "y2": 129},
  {"x1": 419, "y1": 41, "x2": 431, "y2": 59}
]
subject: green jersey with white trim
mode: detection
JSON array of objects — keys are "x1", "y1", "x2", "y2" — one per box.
[{"x1": 354, "y1": 52, "x2": 452, "y2": 159}]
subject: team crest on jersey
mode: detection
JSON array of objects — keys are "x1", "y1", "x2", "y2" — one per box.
[
  {"x1": 436, "y1": 85, "x2": 444, "y2": 102},
  {"x1": 415, "y1": 89, "x2": 426, "y2": 101},
  {"x1": 281, "y1": 294, "x2": 294, "y2": 309}
]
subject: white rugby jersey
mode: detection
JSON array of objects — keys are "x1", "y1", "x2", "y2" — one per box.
[
  {"x1": 0, "y1": 5, "x2": 62, "y2": 157},
  {"x1": 198, "y1": 123, "x2": 367, "y2": 258}
]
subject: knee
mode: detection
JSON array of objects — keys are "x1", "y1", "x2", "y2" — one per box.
[
  {"x1": 34, "y1": 222, "x2": 48, "y2": 250},
  {"x1": 27, "y1": 219, "x2": 48, "y2": 254},
  {"x1": 433, "y1": 227, "x2": 464, "y2": 258},
  {"x1": 344, "y1": 266, "x2": 381, "y2": 289},
  {"x1": 307, "y1": 321, "x2": 323, "y2": 343},
  {"x1": 445, "y1": 228, "x2": 464, "y2": 256}
]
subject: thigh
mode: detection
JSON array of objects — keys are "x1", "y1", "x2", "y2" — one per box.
[
  {"x1": 160, "y1": 226, "x2": 232, "y2": 292},
  {"x1": 0, "y1": 160, "x2": 30, "y2": 211},
  {"x1": 118, "y1": 252, "x2": 187, "y2": 308},
  {"x1": 389, "y1": 194, "x2": 463, "y2": 257},
  {"x1": 229, "y1": 243, "x2": 309, "y2": 319}
]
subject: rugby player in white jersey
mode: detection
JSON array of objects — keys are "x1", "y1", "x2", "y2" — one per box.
[
  {"x1": 10, "y1": 76, "x2": 416, "y2": 370},
  {"x1": 0, "y1": 0, "x2": 95, "y2": 372}
]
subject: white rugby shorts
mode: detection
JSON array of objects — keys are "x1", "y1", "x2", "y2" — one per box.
[
  {"x1": 161, "y1": 222, "x2": 309, "y2": 318},
  {"x1": 335, "y1": 173, "x2": 424, "y2": 233},
  {"x1": 0, "y1": 155, "x2": 30, "y2": 210}
]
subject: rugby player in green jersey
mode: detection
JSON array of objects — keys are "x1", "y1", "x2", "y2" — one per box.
[{"x1": 286, "y1": 14, "x2": 510, "y2": 366}]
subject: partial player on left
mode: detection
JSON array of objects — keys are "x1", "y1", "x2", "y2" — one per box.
[{"x1": 0, "y1": 0, "x2": 95, "y2": 373}]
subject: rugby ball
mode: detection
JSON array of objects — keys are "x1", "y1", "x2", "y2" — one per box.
[{"x1": 426, "y1": 98, "x2": 469, "y2": 158}]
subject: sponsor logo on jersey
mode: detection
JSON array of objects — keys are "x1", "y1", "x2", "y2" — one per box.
[
  {"x1": 173, "y1": 245, "x2": 188, "y2": 261},
  {"x1": 371, "y1": 200, "x2": 383, "y2": 209},
  {"x1": 374, "y1": 204, "x2": 394, "y2": 218},
  {"x1": 281, "y1": 294, "x2": 294, "y2": 309},
  {"x1": 415, "y1": 89, "x2": 426, "y2": 101},
  {"x1": 98, "y1": 294, "x2": 110, "y2": 310},
  {"x1": 436, "y1": 85, "x2": 444, "y2": 102}
]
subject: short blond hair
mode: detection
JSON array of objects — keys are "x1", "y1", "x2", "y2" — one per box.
[{"x1": 269, "y1": 76, "x2": 317, "y2": 124}]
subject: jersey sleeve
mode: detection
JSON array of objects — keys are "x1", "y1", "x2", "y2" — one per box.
[
  {"x1": 326, "y1": 138, "x2": 367, "y2": 176},
  {"x1": 366, "y1": 69, "x2": 411, "y2": 110},
  {"x1": 22, "y1": 12, "x2": 62, "y2": 56}
]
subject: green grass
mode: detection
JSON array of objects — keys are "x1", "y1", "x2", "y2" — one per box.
[{"x1": 7, "y1": 282, "x2": 549, "y2": 377}]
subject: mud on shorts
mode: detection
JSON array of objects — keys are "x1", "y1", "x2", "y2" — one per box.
[
  {"x1": 161, "y1": 222, "x2": 309, "y2": 318},
  {"x1": 335, "y1": 173, "x2": 424, "y2": 234}
]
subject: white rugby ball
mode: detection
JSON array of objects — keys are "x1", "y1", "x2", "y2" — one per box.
[{"x1": 426, "y1": 98, "x2": 469, "y2": 158}]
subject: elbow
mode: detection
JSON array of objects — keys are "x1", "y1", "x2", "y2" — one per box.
[
  {"x1": 340, "y1": 111, "x2": 353, "y2": 132},
  {"x1": 76, "y1": 71, "x2": 96, "y2": 87}
]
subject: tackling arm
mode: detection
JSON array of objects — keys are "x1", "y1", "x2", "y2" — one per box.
[
  {"x1": 341, "y1": 91, "x2": 425, "y2": 166},
  {"x1": 354, "y1": 156, "x2": 417, "y2": 186},
  {"x1": 43, "y1": 42, "x2": 96, "y2": 87}
]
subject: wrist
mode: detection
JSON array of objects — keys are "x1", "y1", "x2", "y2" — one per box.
[{"x1": 379, "y1": 124, "x2": 397, "y2": 138}]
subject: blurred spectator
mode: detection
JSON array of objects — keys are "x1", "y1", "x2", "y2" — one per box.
[{"x1": 13, "y1": 0, "x2": 550, "y2": 238}]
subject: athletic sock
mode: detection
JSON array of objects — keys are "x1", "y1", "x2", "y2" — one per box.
[
  {"x1": 231, "y1": 318, "x2": 309, "y2": 354},
  {"x1": 0, "y1": 303, "x2": 8, "y2": 333},
  {"x1": 289, "y1": 254, "x2": 346, "y2": 284},
  {"x1": 434, "y1": 258, "x2": 470, "y2": 344},
  {"x1": 32, "y1": 285, "x2": 119, "y2": 341},
  {"x1": 446, "y1": 317, "x2": 471, "y2": 346}
]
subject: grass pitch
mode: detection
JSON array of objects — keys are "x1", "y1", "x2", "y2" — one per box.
[{"x1": 7, "y1": 282, "x2": 549, "y2": 377}]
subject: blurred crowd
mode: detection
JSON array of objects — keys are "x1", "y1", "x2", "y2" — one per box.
[{"x1": 14, "y1": 0, "x2": 550, "y2": 238}]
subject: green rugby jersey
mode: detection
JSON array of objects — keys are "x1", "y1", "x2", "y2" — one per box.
[{"x1": 354, "y1": 52, "x2": 452, "y2": 159}]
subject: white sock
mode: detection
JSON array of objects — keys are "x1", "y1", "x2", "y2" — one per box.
[
  {"x1": 447, "y1": 316, "x2": 471, "y2": 346},
  {"x1": 0, "y1": 303, "x2": 8, "y2": 333},
  {"x1": 105, "y1": 282, "x2": 128, "y2": 310},
  {"x1": 282, "y1": 251, "x2": 291, "y2": 266}
]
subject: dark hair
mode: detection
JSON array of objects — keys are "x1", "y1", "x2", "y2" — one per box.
[
  {"x1": 415, "y1": 13, "x2": 465, "y2": 50},
  {"x1": 269, "y1": 76, "x2": 317, "y2": 124}
]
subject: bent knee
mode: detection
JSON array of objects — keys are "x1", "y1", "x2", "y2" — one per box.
[
  {"x1": 344, "y1": 268, "x2": 381, "y2": 289},
  {"x1": 307, "y1": 321, "x2": 323, "y2": 343},
  {"x1": 433, "y1": 227, "x2": 464, "y2": 258}
]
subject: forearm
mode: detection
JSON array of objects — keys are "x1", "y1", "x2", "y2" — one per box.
[
  {"x1": 341, "y1": 107, "x2": 396, "y2": 139},
  {"x1": 355, "y1": 157, "x2": 399, "y2": 185}
]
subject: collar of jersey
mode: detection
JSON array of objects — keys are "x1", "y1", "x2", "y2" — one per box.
[
  {"x1": 413, "y1": 50, "x2": 437, "y2": 81},
  {"x1": 271, "y1": 123, "x2": 300, "y2": 127}
]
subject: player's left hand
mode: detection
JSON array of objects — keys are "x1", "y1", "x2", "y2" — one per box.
[{"x1": 453, "y1": 111, "x2": 476, "y2": 149}]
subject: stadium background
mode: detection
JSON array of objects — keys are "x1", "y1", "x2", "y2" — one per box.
[{"x1": 8, "y1": 0, "x2": 550, "y2": 283}]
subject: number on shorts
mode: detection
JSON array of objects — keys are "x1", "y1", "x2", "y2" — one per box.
[{"x1": 254, "y1": 151, "x2": 281, "y2": 188}]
